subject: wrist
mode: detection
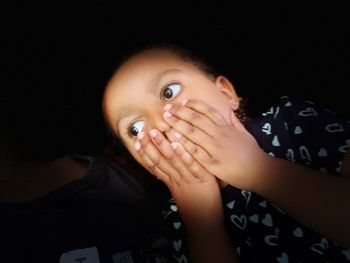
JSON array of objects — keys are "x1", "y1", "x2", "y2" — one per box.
[
  {"x1": 185, "y1": 218, "x2": 226, "y2": 238},
  {"x1": 246, "y1": 151, "x2": 277, "y2": 192}
]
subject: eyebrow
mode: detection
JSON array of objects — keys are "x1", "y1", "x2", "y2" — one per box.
[{"x1": 114, "y1": 69, "x2": 182, "y2": 135}]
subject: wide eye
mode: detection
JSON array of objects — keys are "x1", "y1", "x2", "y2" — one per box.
[
  {"x1": 162, "y1": 83, "x2": 181, "y2": 100},
  {"x1": 129, "y1": 120, "x2": 145, "y2": 136}
]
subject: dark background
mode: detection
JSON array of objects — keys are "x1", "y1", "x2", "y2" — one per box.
[{"x1": 1, "y1": 3, "x2": 349, "y2": 159}]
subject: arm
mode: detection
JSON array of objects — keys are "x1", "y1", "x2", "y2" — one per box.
[
  {"x1": 186, "y1": 218, "x2": 238, "y2": 263},
  {"x1": 252, "y1": 151, "x2": 350, "y2": 249},
  {"x1": 135, "y1": 130, "x2": 238, "y2": 262},
  {"x1": 163, "y1": 99, "x2": 350, "y2": 249}
]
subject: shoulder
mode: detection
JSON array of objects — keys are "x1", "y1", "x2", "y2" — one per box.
[
  {"x1": 247, "y1": 96, "x2": 350, "y2": 173},
  {"x1": 257, "y1": 95, "x2": 350, "y2": 131},
  {"x1": 262, "y1": 95, "x2": 344, "y2": 120}
]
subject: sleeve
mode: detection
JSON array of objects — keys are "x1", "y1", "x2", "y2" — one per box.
[
  {"x1": 139, "y1": 198, "x2": 189, "y2": 263},
  {"x1": 269, "y1": 96, "x2": 350, "y2": 175}
]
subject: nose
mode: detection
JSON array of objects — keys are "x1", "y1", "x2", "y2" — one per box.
[{"x1": 148, "y1": 105, "x2": 171, "y2": 139}]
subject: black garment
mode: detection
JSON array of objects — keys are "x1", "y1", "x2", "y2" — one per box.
[
  {"x1": 0, "y1": 155, "x2": 163, "y2": 263},
  {"x1": 158, "y1": 96, "x2": 350, "y2": 263}
]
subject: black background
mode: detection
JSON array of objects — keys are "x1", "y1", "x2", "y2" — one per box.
[{"x1": 1, "y1": 3, "x2": 349, "y2": 157}]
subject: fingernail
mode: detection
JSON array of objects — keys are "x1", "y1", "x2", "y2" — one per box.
[
  {"x1": 182, "y1": 99, "x2": 188, "y2": 106},
  {"x1": 174, "y1": 132, "x2": 181, "y2": 139},
  {"x1": 164, "y1": 111, "x2": 172, "y2": 118},
  {"x1": 171, "y1": 142, "x2": 178, "y2": 149},
  {"x1": 149, "y1": 129, "x2": 157, "y2": 138},
  {"x1": 134, "y1": 141, "x2": 141, "y2": 151},
  {"x1": 137, "y1": 131, "x2": 145, "y2": 140},
  {"x1": 164, "y1": 104, "x2": 172, "y2": 110}
]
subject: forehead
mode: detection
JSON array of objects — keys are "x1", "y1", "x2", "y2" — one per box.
[
  {"x1": 102, "y1": 49, "x2": 204, "y2": 126},
  {"x1": 110, "y1": 49, "x2": 197, "y2": 84},
  {"x1": 105, "y1": 49, "x2": 201, "y2": 101}
]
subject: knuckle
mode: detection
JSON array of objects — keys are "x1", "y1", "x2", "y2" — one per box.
[
  {"x1": 187, "y1": 98, "x2": 196, "y2": 106},
  {"x1": 207, "y1": 105, "x2": 216, "y2": 113},
  {"x1": 210, "y1": 158, "x2": 219, "y2": 165},
  {"x1": 185, "y1": 123, "x2": 195, "y2": 134},
  {"x1": 147, "y1": 164, "x2": 156, "y2": 173},
  {"x1": 153, "y1": 157, "x2": 162, "y2": 167},
  {"x1": 171, "y1": 158, "x2": 182, "y2": 169},
  {"x1": 167, "y1": 152, "x2": 176, "y2": 161},
  {"x1": 190, "y1": 145, "x2": 198, "y2": 155},
  {"x1": 153, "y1": 136, "x2": 163, "y2": 145},
  {"x1": 190, "y1": 163, "x2": 201, "y2": 174},
  {"x1": 190, "y1": 111, "x2": 200, "y2": 120},
  {"x1": 138, "y1": 150, "x2": 145, "y2": 158}
]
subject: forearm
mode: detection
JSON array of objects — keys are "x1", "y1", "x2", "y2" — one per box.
[
  {"x1": 186, "y1": 220, "x2": 238, "y2": 263},
  {"x1": 253, "y1": 155, "x2": 350, "y2": 248}
]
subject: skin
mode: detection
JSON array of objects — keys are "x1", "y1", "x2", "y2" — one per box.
[
  {"x1": 103, "y1": 49, "x2": 239, "y2": 262},
  {"x1": 103, "y1": 47, "x2": 350, "y2": 260}
]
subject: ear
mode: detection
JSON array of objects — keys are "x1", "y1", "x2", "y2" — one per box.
[{"x1": 214, "y1": 76, "x2": 240, "y2": 110}]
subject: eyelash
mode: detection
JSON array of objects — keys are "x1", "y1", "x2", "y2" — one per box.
[{"x1": 125, "y1": 81, "x2": 181, "y2": 137}]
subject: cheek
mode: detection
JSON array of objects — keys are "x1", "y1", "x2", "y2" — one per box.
[
  {"x1": 215, "y1": 104, "x2": 232, "y2": 123},
  {"x1": 190, "y1": 93, "x2": 232, "y2": 123}
]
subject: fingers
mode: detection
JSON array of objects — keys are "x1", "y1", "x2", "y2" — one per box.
[
  {"x1": 163, "y1": 110, "x2": 212, "y2": 148},
  {"x1": 171, "y1": 141, "x2": 213, "y2": 182},
  {"x1": 135, "y1": 131, "x2": 180, "y2": 184},
  {"x1": 167, "y1": 129, "x2": 212, "y2": 164},
  {"x1": 135, "y1": 130, "x2": 204, "y2": 188},
  {"x1": 179, "y1": 99, "x2": 227, "y2": 126},
  {"x1": 164, "y1": 99, "x2": 228, "y2": 136},
  {"x1": 164, "y1": 104, "x2": 215, "y2": 136},
  {"x1": 149, "y1": 129, "x2": 198, "y2": 180}
]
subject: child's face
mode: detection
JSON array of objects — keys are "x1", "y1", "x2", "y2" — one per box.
[{"x1": 103, "y1": 48, "x2": 238, "y2": 166}]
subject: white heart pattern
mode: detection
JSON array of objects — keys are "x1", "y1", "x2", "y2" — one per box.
[
  {"x1": 241, "y1": 190, "x2": 251, "y2": 206},
  {"x1": 226, "y1": 200, "x2": 235, "y2": 209},
  {"x1": 174, "y1": 254, "x2": 187, "y2": 263},
  {"x1": 285, "y1": 101, "x2": 292, "y2": 107},
  {"x1": 173, "y1": 222, "x2": 182, "y2": 229},
  {"x1": 274, "y1": 106, "x2": 280, "y2": 119},
  {"x1": 272, "y1": 135, "x2": 280, "y2": 147},
  {"x1": 286, "y1": 149, "x2": 295, "y2": 161},
  {"x1": 173, "y1": 240, "x2": 182, "y2": 251},
  {"x1": 294, "y1": 126, "x2": 302, "y2": 134},
  {"x1": 336, "y1": 161, "x2": 342, "y2": 173},
  {"x1": 338, "y1": 139, "x2": 350, "y2": 153},
  {"x1": 318, "y1": 148, "x2": 328, "y2": 157},
  {"x1": 262, "y1": 213, "x2": 273, "y2": 227},
  {"x1": 264, "y1": 228, "x2": 279, "y2": 246},
  {"x1": 299, "y1": 146, "x2": 311, "y2": 163},
  {"x1": 276, "y1": 252, "x2": 289, "y2": 263},
  {"x1": 310, "y1": 238, "x2": 329, "y2": 255},
  {"x1": 249, "y1": 214, "x2": 259, "y2": 223},
  {"x1": 262, "y1": 123, "x2": 272, "y2": 135},
  {"x1": 170, "y1": 205, "x2": 178, "y2": 212},
  {"x1": 262, "y1": 107, "x2": 274, "y2": 116},
  {"x1": 236, "y1": 247, "x2": 241, "y2": 256},
  {"x1": 230, "y1": 214, "x2": 247, "y2": 230},
  {"x1": 298, "y1": 107, "x2": 318, "y2": 117},
  {"x1": 325, "y1": 123, "x2": 344, "y2": 133},
  {"x1": 259, "y1": 200, "x2": 267, "y2": 207},
  {"x1": 293, "y1": 227, "x2": 303, "y2": 237}
]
